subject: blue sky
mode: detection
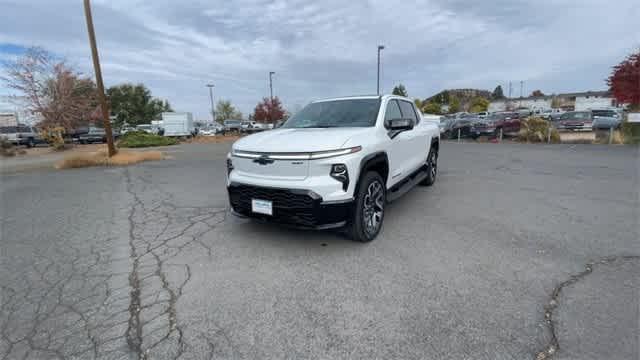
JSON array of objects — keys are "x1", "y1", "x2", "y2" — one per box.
[{"x1": 1, "y1": 0, "x2": 638, "y2": 119}]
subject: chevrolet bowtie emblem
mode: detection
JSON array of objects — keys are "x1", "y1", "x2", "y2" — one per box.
[{"x1": 253, "y1": 155, "x2": 275, "y2": 165}]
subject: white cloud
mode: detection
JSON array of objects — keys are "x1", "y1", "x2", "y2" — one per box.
[{"x1": 1, "y1": 0, "x2": 638, "y2": 118}]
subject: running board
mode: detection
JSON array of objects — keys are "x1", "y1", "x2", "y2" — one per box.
[{"x1": 386, "y1": 166, "x2": 428, "y2": 203}]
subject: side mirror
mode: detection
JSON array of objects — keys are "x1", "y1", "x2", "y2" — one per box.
[{"x1": 385, "y1": 118, "x2": 414, "y2": 131}]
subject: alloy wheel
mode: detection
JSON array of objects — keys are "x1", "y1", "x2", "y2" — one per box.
[{"x1": 362, "y1": 180, "x2": 384, "y2": 236}]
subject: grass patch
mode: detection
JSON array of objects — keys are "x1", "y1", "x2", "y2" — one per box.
[
  {"x1": 118, "y1": 131, "x2": 178, "y2": 148},
  {"x1": 56, "y1": 149, "x2": 165, "y2": 169}
]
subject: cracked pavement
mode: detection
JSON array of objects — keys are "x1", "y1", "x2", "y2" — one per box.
[{"x1": 1, "y1": 142, "x2": 638, "y2": 359}]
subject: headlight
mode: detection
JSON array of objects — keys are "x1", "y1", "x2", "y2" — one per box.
[
  {"x1": 330, "y1": 164, "x2": 349, "y2": 191},
  {"x1": 226, "y1": 158, "x2": 233, "y2": 175}
]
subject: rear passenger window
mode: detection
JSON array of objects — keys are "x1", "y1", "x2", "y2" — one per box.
[
  {"x1": 398, "y1": 101, "x2": 419, "y2": 123},
  {"x1": 384, "y1": 100, "x2": 402, "y2": 121}
]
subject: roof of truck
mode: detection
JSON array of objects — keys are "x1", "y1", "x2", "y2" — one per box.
[{"x1": 312, "y1": 94, "x2": 411, "y2": 103}]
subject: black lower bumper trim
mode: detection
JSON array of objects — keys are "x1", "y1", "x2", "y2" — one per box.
[{"x1": 228, "y1": 182, "x2": 353, "y2": 229}]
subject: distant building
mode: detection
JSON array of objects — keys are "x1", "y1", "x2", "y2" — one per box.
[
  {"x1": 488, "y1": 91, "x2": 622, "y2": 112},
  {"x1": 0, "y1": 95, "x2": 39, "y2": 125}
]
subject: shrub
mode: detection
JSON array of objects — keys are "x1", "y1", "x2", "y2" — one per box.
[
  {"x1": 620, "y1": 121, "x2": 640, "y2": 144},
  {"x1": 1, "y1": 138, "x2": 16, "y2": 157},
  {"x1": 118, "y1": 131, "x2": 178, "y2": 148},
  {"x1": 518, "y1": 117, "x2": 560, "y2": 143},
  {"x1": 40, "y1": 127, "x2": 68, "y2": 151}
]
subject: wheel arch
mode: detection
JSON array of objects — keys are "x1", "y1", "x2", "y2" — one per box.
[
  {"x1": 430, "y1": 136, "x2": 439, "y2": 154},
  {"x1": 356, "y1": 152, "x2": 389, "y2": 193}
]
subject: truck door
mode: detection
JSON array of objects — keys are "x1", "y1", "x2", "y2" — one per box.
[
  {"x1": 384, "y1": 99, "x2": 410, "y2": 186},
  {"x1": 397, "y1": 100, "x2": 427, "y2": 172}
]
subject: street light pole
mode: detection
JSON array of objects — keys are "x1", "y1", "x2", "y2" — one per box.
[
  {"x1": 377, "y1": 45, "x2": 385, "y2": 95},
  {"x1": 269, "y1": 71, "x2": 275, "y2": 123},
  {"x1": 206, "y1": 84, "x2": 215, "y2": 123},
  {"x1": 83, "y1": 0, "x2": 116, "y2": 157}
]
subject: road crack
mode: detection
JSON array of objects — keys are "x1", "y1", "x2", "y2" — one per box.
[{"x1": 536, "y1": 255, "x2": 640, "y2": 360}]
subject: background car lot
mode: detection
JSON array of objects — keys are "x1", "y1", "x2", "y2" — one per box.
[{"x1": 1, "y1": 142, "x2": 638, "y2": 360}]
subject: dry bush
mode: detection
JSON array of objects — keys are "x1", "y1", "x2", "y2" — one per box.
[
  {"x1": 56, "y1": 150, "x2": 164, "y2": 169},
  {"x1": 594, "y1": 129, "x2": 625, "y2": 144},
  {"x1": 1, "y1": 138, "x2": 16, "y2": 156},
  {"x1": 187, "y1": 134, "x2": 242, "y2": 144},
  {"x1": 518, "y1": 117, "x2": 560, "y2": 143}
]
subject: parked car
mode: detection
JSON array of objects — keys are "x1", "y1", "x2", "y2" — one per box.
[
  {"x1": 442, "y1": 118, "x2": 477, "y2": 139},
  {"x1": 471, "y1": 112, "x2": 521, "y2": 137},
  {"x1": 227, "y1": 94, "x2": 440, "y2": 242},
  {"x1": 135, "y1": 124, "x2": 161, "y2": 134},
  {"x1": 0, "y1": 125, "x2": 42, "y2": 147},
  {"x1": 223, "y1": 119, "x2": 243, "y2": 133},
  {"x1": 556, "y1": 111, "x2": 593, "y2": 131},
  {"x1": 591, "y1": 109, "x2": 622, "y2": 130},
  {"x1": 78, "y1": 126, "x2": 107, "y2": 144}
]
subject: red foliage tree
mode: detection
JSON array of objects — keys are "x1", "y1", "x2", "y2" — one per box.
[
  {"x1": 252, "y1": 97, "x2": 286, "y2": 123},
  {"x1": 530, "y1": 89, "x2": 545, "y2": 97},
  {"x1": 607, "y1": 49, "x2": 640, "y2": 109}
]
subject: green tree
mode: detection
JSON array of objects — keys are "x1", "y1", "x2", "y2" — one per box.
[
  {"x1": 106, "y1": 83, "x2": 172, "y2": 127},
  {"x1": 413, "y1": 98, "x2": 423, "y2": 109},
  {"x1": 422, "y1": 101, "x2": 442, "y2": 115},
  {"x1": 491, "y1": 85, "x2": 505, "y2": 100},
  {"x1": 215, "y1": 100, "x2": 242, "y2": 122},
  {"x1": 392, "y1": 84, "x2": 408, "y2": 97},
  {"x1": 469, "y1": 96, "x2": 490, "y2": 113},
  {"x1": 448, "y1": 95, "x2": 461, "y2": 113},
  {"x1": 430, "y1": 90, "x2": 449, "y2": 105}
]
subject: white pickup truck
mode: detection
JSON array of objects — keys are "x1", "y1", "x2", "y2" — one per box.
[{"x1": 227, "y1": 95, "x2": 440, "y2": 242}]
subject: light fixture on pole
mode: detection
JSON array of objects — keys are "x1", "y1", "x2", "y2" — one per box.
[
  {"x1": 206, "y1": 84, "x2": 215, "y2": 123},
  {"x1": 377, "y1": 45, "x2": 385, "y2": 95},
  {"x1": 269, "y1": 71, "x2": 275, "y2": 123}
]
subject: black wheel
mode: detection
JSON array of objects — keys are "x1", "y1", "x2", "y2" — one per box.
[
  {"x1": 420, "y1": 146, "x2": 438, "y2": 186},
  {"x1": 347, "y1": 172, "x2": 386, "y2": 242},
  {"x1": 26, "y1": 138, "x2": 35, "y2": 148}
]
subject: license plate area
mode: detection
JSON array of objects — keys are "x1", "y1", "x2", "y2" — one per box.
[{"x1": 251, "y1": 199, "x2": 273, "y2": 215}]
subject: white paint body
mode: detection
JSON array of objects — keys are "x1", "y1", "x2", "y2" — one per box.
[{"x1": 228, "y1": 95, "x2": 440, "y2": 203}]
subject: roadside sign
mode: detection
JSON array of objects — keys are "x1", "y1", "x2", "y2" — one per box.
[{"x1": 628, "y1": 113, "x2": 640, "y2": 123}]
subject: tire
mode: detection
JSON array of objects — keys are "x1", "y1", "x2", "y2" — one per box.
[
  {"x1": 420, "y1": 145, "x2": 438, "y2": 186},
  {"x1": 26, "y1": 138, "x2": 35, "y2": 148},
  {"x1": 346, "y1": 172, "x2": 386, "y2": 242}
]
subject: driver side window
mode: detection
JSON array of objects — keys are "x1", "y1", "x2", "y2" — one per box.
[{"x1": 384, "y1": 100, "x2": 402, "y2": 121}]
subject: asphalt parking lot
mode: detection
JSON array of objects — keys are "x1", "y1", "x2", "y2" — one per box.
[{"x1": 1, "y1": 142, "x2": 638, "y2": 360}]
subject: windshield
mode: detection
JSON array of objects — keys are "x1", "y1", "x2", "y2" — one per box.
[
  {"x1": 0, "y1": 126, "x2": 18, "y2": 133},
  {"x1": 225, "y1": 120, "x2": 241, "y2": 125},
  {"x1": 282, "y1": 99, "x2": 380, "y2": 128},
  {"x1": 592, "y1": 110, "x2": 616, "y2": 117}
]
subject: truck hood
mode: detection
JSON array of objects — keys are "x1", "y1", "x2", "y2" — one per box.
[{"x1": 232, "y1": 127, "x2": 371, "y2": 153}]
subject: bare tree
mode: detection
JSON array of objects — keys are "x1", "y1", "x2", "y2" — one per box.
[{"x1": 1, "y1": 47, "x2": 98, "y2": 131}]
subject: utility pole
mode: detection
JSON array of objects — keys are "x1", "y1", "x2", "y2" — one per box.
[
  {"x1": 508, "y1": 81, "x2": 513, "y2": 111},
  {"x1": 377, "y1": 45, "x2": 385, "y2": 95},
  {"x1": 206, "y1": 84, "x2": 215, "y2": 123},
  {"x1": 520, "y1": 80, "x2": 524, "y2": 98},
  {"x1": 269, "y1": 71, "x2": 275, "y2": 123},
  {"x1": 83, "y1": 0, "x2": 116, "y2": 157}
]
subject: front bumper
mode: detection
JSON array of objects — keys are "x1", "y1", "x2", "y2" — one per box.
[{"x1": 228, "y1": 182, "x2": 353, "y2": 229}]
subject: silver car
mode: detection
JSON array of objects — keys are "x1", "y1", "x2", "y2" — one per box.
[{"x1": 591, "y1": 109, "x2": 622, "y2": 130}]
